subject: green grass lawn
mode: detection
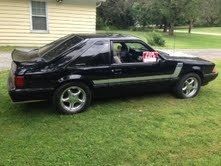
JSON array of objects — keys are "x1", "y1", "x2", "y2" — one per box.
[
  {"x1": 0, "y1": 46, "x2": 34, "y2": 52},
  {"x1": 0, "y1": 46, "x2": 17, "y2": 52},
  {"x1": 0, "y1": 62, "x2": 221, "y2": 165},
  {"x1": 1, "y1": 29, "x2": 220, "y2": 51},
  {"x1": 193, "y1": 27, "x2": 221, "y2": 33},
  {"x1": 163, "y1": 33, "x2": 221, "y2": 49},
  {"x1": 177, "y1": 27, "x2": 221, "y2": 34},
  {"x1": 99, "y1": 30, "x2": 221, "y2": 49}
]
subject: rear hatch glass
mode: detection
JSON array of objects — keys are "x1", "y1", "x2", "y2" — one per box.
[
  {"x1": 40, "y1": 35, "x2": 84, "y2": 62},
  {"x1": 11, "y1": 35, "x2": 84, "y2": 63}
]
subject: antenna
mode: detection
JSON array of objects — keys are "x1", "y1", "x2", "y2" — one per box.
[{"x1": 173, "y1": 30, "x2": 176, "y2": 56}]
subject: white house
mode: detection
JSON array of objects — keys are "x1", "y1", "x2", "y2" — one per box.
[{"x1": 0, "y1": 0, "x2": 103, "y2": 47}]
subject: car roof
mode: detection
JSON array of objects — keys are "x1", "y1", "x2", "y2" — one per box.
[{"x1": 72, "y1": 33, "x2": 140, "y2": 41}]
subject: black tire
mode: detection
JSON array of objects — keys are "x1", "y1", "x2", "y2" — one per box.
[
  {"x1": 173, "y1": 73, "x2": 201, "y2": 99},
  {"x1": 53, "y1": 82, "x2": 92, "y2": 114}
]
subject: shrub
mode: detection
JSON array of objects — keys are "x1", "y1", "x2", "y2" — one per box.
[{"x1": 146, "y1": 32, "x2": 166, "y2": 47}]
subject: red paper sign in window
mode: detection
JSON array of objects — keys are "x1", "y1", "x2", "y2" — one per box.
[{"x1": 142, "y1": 51, "x2": 159, "y2": 63}]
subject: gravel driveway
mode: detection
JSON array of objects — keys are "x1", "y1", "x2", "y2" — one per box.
[
  {"x1": 0, "y1": 49, "x2": 221, "y2": 71},
  {"x1": 0, "y1": 51, "x2": 12, "y2": 71},
  {"x1": 160, "y1": 49, "x2": 221, "y2": 60}
]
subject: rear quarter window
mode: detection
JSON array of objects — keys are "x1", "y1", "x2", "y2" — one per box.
[
  {"x1": 71, "y1": 41, "x2": 110, "y2": 67},
  {"x1": 42, "y1": 36, "x2": 84, "y2": 62}
]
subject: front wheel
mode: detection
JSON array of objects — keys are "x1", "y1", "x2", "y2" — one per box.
[
  {"x1": 173, "y1": 73, "x2": 201, "y2": 99},
  {"x1": 54, "y1": 82, "x2": 92, "y2": 114}
]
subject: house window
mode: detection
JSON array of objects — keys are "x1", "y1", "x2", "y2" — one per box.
[{"x1": 31, "y1": 1, "x2": 48, "y2": 31}]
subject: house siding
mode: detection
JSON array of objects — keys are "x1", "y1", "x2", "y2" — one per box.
[{"x1": 0, "y1": 0, "x2": 96, "y2": 47}]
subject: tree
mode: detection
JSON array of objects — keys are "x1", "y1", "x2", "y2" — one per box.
[
  {"x1": 131, "y1": 0, "x2": 158, "y2": 28},
  {"x1": 97, "y1": 0, "x2": 136, "y2": 29},
  {"x1": 198, "y1": 0, "x2": 221, "y2": 26},
  {"x1": 97, "y1": 0, "x2": 221, "y2": 34},
  {"x1": 154, "y1": 0, "x2": 193, "y2": 35},
  {"x1": 183, "y1": 0, "x2": 200, "y2": 33},
  {"x1": 131, "y1": 2, "x2": 150, "y2": 27}
]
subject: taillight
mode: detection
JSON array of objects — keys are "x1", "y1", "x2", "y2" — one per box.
[{"x1": 15, "y1": 76, "x2": 25, "y2": 88}]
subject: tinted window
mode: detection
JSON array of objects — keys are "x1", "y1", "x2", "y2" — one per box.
[
  {"x1": 38, "y1": 34, "x2": 72, "y2": 55},
  {"x1": 72, "y1": 41, "x2": 110, "y2": 66},
  {"x1": 41, "y1": 36, "x2": 84, "y2": 62},
  {"x1": 126, "y1": 42, "x2": 147, "y2": 51}
]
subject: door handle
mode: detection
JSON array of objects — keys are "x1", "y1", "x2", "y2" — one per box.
[{"x1": 111, "y1": 69, "x2": 122, "y2": 75}]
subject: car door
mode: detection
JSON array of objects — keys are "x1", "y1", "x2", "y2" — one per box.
[
  {"x1": 67, "y1": 40, "x2": 111, "y2": 88},
  {"x1": 109, "y1": 40, "x2": 178, "y2": 86}
]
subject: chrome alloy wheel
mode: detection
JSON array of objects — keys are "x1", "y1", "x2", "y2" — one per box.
[
  {"x1": 182, "y1": 77, "x2": 199, "y2": 98},
  {"x1": 60, "y1": 86, "x2": 86, "y2": 113}
]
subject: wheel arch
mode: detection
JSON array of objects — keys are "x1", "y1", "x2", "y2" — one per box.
[
  {"x1": 53, "y1": 75, "x2": 93, "y2": 114},
  {"x1": 193, "y1": 70, "x2": 204, "y2": 82},
  {"x1": 179, "y1": 65, "x2": 204, "y2": 82},
  {"x1": 55, "y1": 74, "x2": 94, "y2": 91}
]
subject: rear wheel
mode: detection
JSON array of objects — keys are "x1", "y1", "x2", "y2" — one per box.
[
  {"x1": 174, "y1": 73, "x2": 201, "y2": 99},
  {"x1": 54, "y1": 82, "x2": 91, "y2": 114}
]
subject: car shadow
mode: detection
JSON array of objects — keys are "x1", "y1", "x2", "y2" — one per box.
[
  {"x1": 20, "y1": 101, "x2": 57, "y2": 115},
  {"x1": 17, "y1": 85, "x2": 173, "y2": 115},
  {"x1": 92, "y1": 87, "x2": 172, "y2": 105}
]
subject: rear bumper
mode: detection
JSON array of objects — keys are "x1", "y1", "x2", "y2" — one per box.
[
  {"x1": 8, "y1": 72, "x2": 54, "y2": 103},
  {"x1": 8, "y1": 88, "x2": 54, "y2": 103},
  {"x1": 8, "y1": 75, "x2": 53, "y2": 103},
  {"x1": 8, "y1": 87, "x2": 54, "y2": 103},
  {"x1": 203, "y1": 72, "x2": 218, "y2": 85}
]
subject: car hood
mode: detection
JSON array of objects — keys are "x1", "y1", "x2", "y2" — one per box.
[{"x1": 158, "y1": 51, "x2": 213, "y2": 65}]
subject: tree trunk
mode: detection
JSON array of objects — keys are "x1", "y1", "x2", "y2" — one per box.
[
  {"x1": 162, "y1": 18, "x2": 168, "y2": 33},
  {"x1": 188, "y1": 19, "x2": 193, "y2": 33},
  {"x1": 169, "y1": 22, "x2": 174, "y2": 36},
  {"x1": 163, "y1": 24, "x2": 167, "y2": 32}
]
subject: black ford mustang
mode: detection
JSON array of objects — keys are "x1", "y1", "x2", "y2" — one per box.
[{"x1": 8, "y1": 34, "x2": 218, "y2": 114}]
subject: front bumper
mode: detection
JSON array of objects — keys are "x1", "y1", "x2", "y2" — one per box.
[{"x1": 203, "y1": 72, "x2": 218, "y2": 85}]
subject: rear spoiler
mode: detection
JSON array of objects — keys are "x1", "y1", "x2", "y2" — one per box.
[{"x1": 12, "y1": 49, "x2": 40, "y2": 63}]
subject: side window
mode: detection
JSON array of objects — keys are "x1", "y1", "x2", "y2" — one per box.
[
  {"x1": 73, "y1": 41, "x2": 110, "y2": 66},
  {"x1": 126, "y1": 43, "x2": 147, "y2": 51},
  {"x1": 112, "y1": 42, "x2": 158, "y2": 64}
]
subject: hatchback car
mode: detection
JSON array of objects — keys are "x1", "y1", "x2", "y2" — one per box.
[{"x1": 8, "y1": 34, "x2": 218, "y2": 114}]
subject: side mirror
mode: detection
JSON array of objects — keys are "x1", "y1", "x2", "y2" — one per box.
[{"x1": 158, "y1": 58, "x2": 165, "y2": 64}]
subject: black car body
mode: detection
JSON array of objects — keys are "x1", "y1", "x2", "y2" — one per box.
[{"x1": 8, "y1": 34, "x2": 218, "y2": 114}]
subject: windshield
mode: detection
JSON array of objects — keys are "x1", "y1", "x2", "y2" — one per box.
[{"x1": 39, "y1": 35, "x2": 84, "y2": 62}]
